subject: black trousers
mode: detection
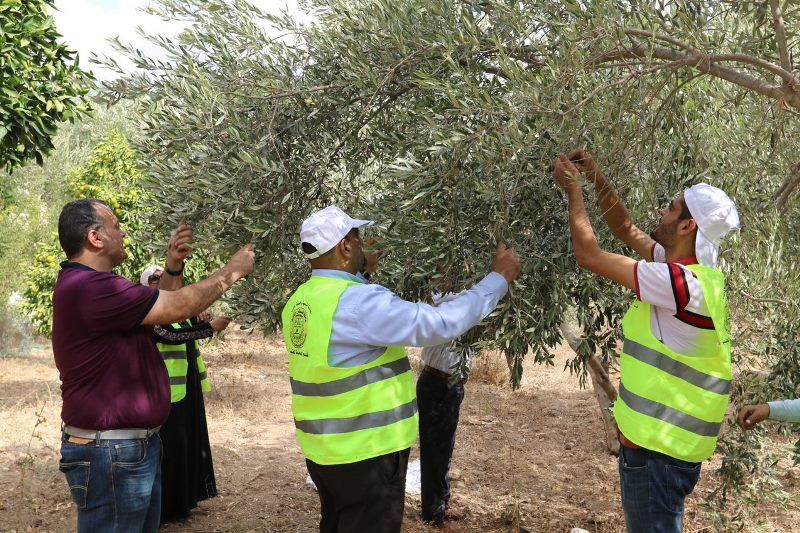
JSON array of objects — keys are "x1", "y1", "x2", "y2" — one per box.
[
  {"x1": 417, "y1": 368, "x2": 465, "y2": 524},
  {"x1": 306, "y1": 448, "x2": 410, "y2": 533}
]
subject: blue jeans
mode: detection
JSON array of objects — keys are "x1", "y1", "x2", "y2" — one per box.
[
  {"x1": 618, "y1": 445, "x2": 701, "y2": 533},
  {"x1": 59, "y1": 432, "x2": 162, "y2": 533}
]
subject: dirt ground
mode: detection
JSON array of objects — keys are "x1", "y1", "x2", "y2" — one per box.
[{"x1": 1, "y1": 330, "x2": 798, "y2": 532}]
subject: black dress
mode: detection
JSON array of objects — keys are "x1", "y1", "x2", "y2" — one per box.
[{"x1": 153, "y1": 320, "x2": 217, "y2": 524}]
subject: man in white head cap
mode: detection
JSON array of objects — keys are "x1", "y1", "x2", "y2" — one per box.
[
  {"x1": 554, "y1": 149, "x2": 739, "y2": 533},
  {"x1": 282, "y1": 205, "x2": 521, "y2": 533}
]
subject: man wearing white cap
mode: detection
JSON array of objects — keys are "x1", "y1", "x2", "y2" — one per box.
[
  {"x1": 282, "y1": 205, "x2": 521, "y2": 533},
  {"x1": 554, "y1": 149, "x2": 739, "y2": 533}
]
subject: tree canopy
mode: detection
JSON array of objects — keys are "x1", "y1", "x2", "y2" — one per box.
[{"x1": 102, "y1": 0, "x2": 799, "y2": 375}]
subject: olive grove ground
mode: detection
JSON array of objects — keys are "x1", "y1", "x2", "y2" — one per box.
[{"x1": 1, "y1": 330, "x2": 798, "y2": 532}]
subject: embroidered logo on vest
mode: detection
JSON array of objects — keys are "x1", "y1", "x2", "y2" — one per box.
[{"x1": 290, "y1": 301, "x2": 310, "y2": 351}]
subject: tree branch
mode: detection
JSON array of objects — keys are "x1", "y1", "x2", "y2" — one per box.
[
  {"x1": 742, "y1": 290, "x2": 789, "y2": 306},
  {"x1": 773, "y1": 161, "x2": 800, "y2": 210},
  {"x1": 559, "y1": 322, "x2": 619, "y2": 456},
  {"x1": 558, "y1": 323, "x2": 617, "y2": 403},
  {"x1": 590, "y1": 45, "x2": 800, "y2": 109},
  {"x1": 458, "y1": 57, "x2": 512, "y2": 80},
  {"x1": 770, "y1": 0, "x2": 793, "y2": 73},
  {"x1": 707, "y1": 53, "x2": 795, "y2": 86},
  {"x1": 622, "y1": 27, "x2": 694, "y2": 52}
]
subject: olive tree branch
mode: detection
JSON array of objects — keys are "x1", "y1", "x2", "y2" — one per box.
[
  {"x1": 590, "y1": 44, "x2": 800, "y2": 109},
  {"x1": 773, "y1": 161, "x2": 800, "y2": 211},
  {"x1": 769, "y1": 0, "x2": 793, "y2": 74},
  {"x1": 741, "y1": 290, "x2": 789, "y2": 306},
  {"x1": 622, "y1": 27, "x2": 695, "y2": 52}
]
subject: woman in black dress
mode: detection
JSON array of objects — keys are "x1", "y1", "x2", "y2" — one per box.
[{"x1": 141, "y1": 266, "x2": 231, "y2": 524}]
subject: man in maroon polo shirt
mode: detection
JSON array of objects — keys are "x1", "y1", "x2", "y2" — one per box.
[{"x1": 53, "y1": 198, "x2": 255, "y2": 532}]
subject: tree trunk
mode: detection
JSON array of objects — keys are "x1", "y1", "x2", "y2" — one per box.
[{"x1": 560, "y1": 322, "x2": 620, "y2": 456}]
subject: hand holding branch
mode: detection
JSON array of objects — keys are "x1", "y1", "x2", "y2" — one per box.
[
  {"x1": 737, "y1": 404, "x2": 770, "y2": 431},
  {"x1": 167, "y1": 221, "x2": 193, "y2": 271},
  {"x1": 363, "y1": 237, "x2": 383, "y2": 275},
  {"x1": 491, "y1": 242, "x2": 521, "y2": 284},
  {"x1": 553, "y1": 154, "x2": 582, "y2": 191}
]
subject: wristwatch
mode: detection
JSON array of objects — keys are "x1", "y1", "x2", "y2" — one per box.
[{"x1": 165, "y1": 261, "x2": 185, "y2": 276}]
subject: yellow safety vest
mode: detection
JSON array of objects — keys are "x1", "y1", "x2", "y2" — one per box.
[
  {"x1": 157, "y1": 322, "x2": 211, "y2": 403},
  {"x1": 613, "y1": 264, "x2": 732, "y2": 462},
  {"x1": 282, "y1": 275, "x2": 418, "y2": 465}
]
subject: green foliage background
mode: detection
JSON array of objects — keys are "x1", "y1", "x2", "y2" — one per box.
[
  {"x1": 19, "y1": 130, "x2": 152, "y2": 334},
  {"x1": 97, "y1": 0, "x2": 800, "y2": 525},
  {"x1": 0, "y1": 0, "x2": 92, "y2": 175}
]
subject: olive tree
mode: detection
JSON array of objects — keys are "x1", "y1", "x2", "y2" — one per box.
[{"x1": 102, "y1": 0, "x2": 799, "y2": 523}]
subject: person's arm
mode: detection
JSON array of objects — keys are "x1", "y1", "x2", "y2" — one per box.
[
  {"x1": 154, "y1": 322, "x2": 214, "y2": 345},
  {"x1": 768, "y1": 399, "x2": 800, "y2": 423},
  {"x1": 737, "y1": 400, "x2": 800, "y2": 430},
  {"x1": 568, "y1": 149, "x2": 656, "y2": 261},
  {"x1": 158, "y1": 222, "x2": 193, "y2": 291},
  {"x1": 554, "y1": 154, "x2": 637, "y2": 291},
  {"x1": 142, "y1": 245, "x2": 254, "y2": 326},
  {"x1": 340, "y1": 244, "x2": 520, "y2": 348}
]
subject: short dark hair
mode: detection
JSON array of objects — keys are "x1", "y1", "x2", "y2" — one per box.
[
  {"x1": 301, "y1": 242, "x2": 319, "y2": 255},
  {"x1": 301, "y1": 229, "x2": 358, "y2": 259},
  {"x1": 58, "y1": 199, "x2": 104, "y2": 258},
  {"x1": 679, "y1": 198, "x2": 693, "y2": 221}
]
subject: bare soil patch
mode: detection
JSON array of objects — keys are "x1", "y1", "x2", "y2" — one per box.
[{"x1": 1, "y1": 332, "x2": 798, "y2": 532}]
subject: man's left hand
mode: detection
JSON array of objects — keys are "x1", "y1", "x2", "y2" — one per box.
[
  {"x1": 166, "y1": 221, "x2": 193, "y2": 271},
  {"x1": 553, "y1": 154, "x2": 582, "y2": 191},
  {"x1": 364, "y1": 237, "x2": 383, "y2": 274}
]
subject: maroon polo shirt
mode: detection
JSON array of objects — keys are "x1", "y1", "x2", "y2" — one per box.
[{"x1": 52, "y1": 261, "x2": 170, "y2": 429}]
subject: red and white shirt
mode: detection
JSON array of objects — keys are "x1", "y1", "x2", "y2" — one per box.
[{"x1": 632, "y1": 243, "x2": 718, "y2": 357}]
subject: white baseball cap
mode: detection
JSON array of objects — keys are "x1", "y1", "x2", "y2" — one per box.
[
  {"x1": 683, "y1": 183, "x2": 740, "y2": 268},
  {"x1": 140, "y1": 265, "x2": 163, "y2": 286},
  {"x1": 300, "y1": 205, "x2": 373, "y2": 259}
]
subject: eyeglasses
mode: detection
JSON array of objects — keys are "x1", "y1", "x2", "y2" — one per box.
[{"x1": 148, "y1": 274, "x2": 161, "y2": 283}]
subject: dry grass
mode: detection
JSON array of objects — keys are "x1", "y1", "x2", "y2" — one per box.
[{"x1": 3, "y1": 334, "x2": 800, "y2": 532}]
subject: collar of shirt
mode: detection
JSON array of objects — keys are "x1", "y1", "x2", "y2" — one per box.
[
  {"x1": 674, "y1": 256, "x2": 699, "y2": 266},
  {"x1": 60, "y1": 260, "x2": 96, "y2": 271},
  {"x1": 311, "y1": 269, "x2": 368, "y2": 284}
]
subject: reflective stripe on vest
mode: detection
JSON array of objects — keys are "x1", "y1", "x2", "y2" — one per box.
[
  {"x1": 295, "y1": 399, "x2": 418, "y2": 435},
  {"x1": 290, "y1": 358, "x2": 412, "y2": 397},
  {"x1": 282, "y1": 275, "x2": 418, "y2": 466},
  {"x1": 622, "y1": 338, "x2": 731, "y2": 395},
  {"x1": 157, "y1": 322, "x2": 211, "y2": 403},
  {"x1": 613, "y1": 264, "x2": 732, "y2": 463},
  {"x1": 618, "y1": 383, "x2": 721, "y2": 437}
]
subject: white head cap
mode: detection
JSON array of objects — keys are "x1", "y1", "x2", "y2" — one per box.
[
  {"x1": 140, "y1": 265, "x2": 164, "y2": 286},
  {"x1": 300, "y1": 205, "x2": 373, "y2": 259},
  {"x1": 683, "y1": 183, "x2": 740, "y2": 268}
]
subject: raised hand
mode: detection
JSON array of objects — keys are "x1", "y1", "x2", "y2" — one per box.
[
  {"x1": 167, "y1": 221, "x2": 193, "y2": 270},
  {"x1": 567, "y1": 148, "x2": 602, "y2": 182},
  {"x1": 227, "y1": 244, "x2": 256, "y2": 280},
  {"x1": 363, "y1": 236, "x2": 383, "y2": 274},
  {"x1": 490, "y1": 242, "x2": 521, "y2": 284},
  {"x1": 553, "y1": 153, "x2": 582, "y2": 190}
]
